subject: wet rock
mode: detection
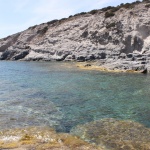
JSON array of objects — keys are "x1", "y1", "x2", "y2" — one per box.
[
  {"x1": 65, "y1": 55, "x2": 74, "y2": 61},
  {"x1": 86, "y1": 54, "x2": 96, "y2": 61},
  {"x1": 84, "y1": 64, "x2": 92, "y2": 67},
  {"x1": 0, "y1": 127, "x2": 102, "y2": 150},
  {"x1": 76, "y1": 55, "x2": 86, "y2": 62},
  {"x1": 141, "y1": 68, "x2": 147, "y2": 74},
  {"x1": 0, "y1": 50, "x2": 15, "y2": 60},
  {"x1": 71, "y1": 118, "x2": 150, "y2": 150},
  {"x1": 13, "y1": 50, "x2": 29, "y2": 60}
]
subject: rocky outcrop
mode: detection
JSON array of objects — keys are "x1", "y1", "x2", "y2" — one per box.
[
  {"x1": 71, "y1": 118, "x2": 150, "y2": 150},
  {"x1": 0, "y1": 127, "x2": 102, "y2": 150},
  {"x1": 0, "y1": 1, "x2": 150, "y2": 72}
]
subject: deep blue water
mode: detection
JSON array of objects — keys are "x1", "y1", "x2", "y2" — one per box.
[{"x1": 0, "y1": 61, "x2": 150, "y2": 132}]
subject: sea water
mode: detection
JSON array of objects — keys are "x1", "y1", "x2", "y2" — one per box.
[{"x1": 0, "y1": 61, "x2": 150, "y2": 132}]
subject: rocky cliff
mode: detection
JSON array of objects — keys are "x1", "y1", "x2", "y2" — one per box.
[{"x1": 0, "y1": 1, "x2": 150, "y2": 72}]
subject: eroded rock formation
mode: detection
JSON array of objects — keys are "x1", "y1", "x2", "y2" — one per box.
[{"x1": 0, "y1": 1, "x2": 150, "y2": 72}]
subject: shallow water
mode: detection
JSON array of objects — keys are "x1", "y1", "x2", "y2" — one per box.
[{"x1": 0, "y1": 61, "x2": 150, "y2": 132}]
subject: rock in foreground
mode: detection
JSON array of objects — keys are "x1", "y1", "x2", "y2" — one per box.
[
  {"x1": 0, "y1": 127, "x2": 102, "y2": 150},
  {"x1": 71, "y1": 118, "x2": 150, "y2": 150}
]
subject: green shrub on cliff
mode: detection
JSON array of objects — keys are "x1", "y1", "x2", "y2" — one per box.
[
  {"x1": 74, "y1": 12, "x2": 87, "y2": 17},
  {"x1": 105, "y1": 11, "x2": 115, "y2": 18},
  {"x1": 89, "y1": 9, "x2": 99, "y2": 15},
  {"x1": 101, "y1": 6, "x2": 114, "y2": 11},
  {"x1": 106, "y1": 22, "x2": 116, "y2": 29},
  {"x1": 47, "y1": 20, "x2": 58, "y2": 25},
  {"x1": 111, "y1": 7, "x2": 120, "y2": 12},
  {"x1": 37, "y1": 26, "x2": 48, "y2": 35},
  {"x1": 123, "y1": 3, "x2": 135, "y2": 9},
  {"x1": 28, "y1": 25, "x2": 37, "y2": 30}
]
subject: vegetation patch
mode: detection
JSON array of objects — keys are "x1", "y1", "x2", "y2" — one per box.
[
  {"x1": 59, "y1": 18, "x2": 67, "y2": 21},
  {"x1": 28, "y1": 25, "x2": 37, "y2": 30},
  {"x1": 122, "y1": 3, "x2": 135, "y2": 9},
  {"x1": 37, "y1": 26, "x2": 48, "y2": 35},
  {"x1": 103, "y1": 0, "x2": 141, "y2": 19},
  {"x1": 102, "y1": 1, "x2": 141, "y2": 16},
  {"x1": 81, "y1": 31, "x2": 88, "y2": 38},
  {"x1": 105, "y1": 11, "x2": 115, "y2": 18},
  {"x1": 111, "y1": 7, "x2": 120, "y2": 12},
  {"x1": 89, "y1": 9, "x2": 99, "y2": 15},
  {"x1": 47, "y1": 19, "x2": 58, "y2": 25},
  {"x1": 101, "y1": 6, "x2": 114, "y2": 11},
  {"x1": 106, "y1": 22, "x2": 116, "y2": 29},
  {"x1": 74, "y1": 12, "x2": 87, "y2": 17}
]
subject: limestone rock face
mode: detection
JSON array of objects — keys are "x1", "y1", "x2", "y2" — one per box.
[{"x1": 0, "y1": 1, "x2": 150, "y2": 72}]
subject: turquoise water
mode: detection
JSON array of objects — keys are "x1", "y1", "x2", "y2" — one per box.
[{"x1": 0, "y1": 61, "x2": 150, "y2": 132}]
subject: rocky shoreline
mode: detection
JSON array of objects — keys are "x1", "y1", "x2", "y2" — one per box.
[
  {"x1": 0, "y1": 0, "x2": 150, "y2": 73},
  {"x1": 0, "y1": 127, "x2": 101, "y2": 150},
  {"x1": 1, "y1": 119, "x2": 150, "y2": 150},
  {"x1": 76, "y1": 56, "x2": 149, "y2": 74}
]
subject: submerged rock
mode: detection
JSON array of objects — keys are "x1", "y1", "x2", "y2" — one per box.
[{"x1": 71, "y1": 118, "x2": 150, "y2": 150}]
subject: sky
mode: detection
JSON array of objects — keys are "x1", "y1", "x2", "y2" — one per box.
[{"x1": 0, "y1": 0, "x2": 137, "y2": 38}]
